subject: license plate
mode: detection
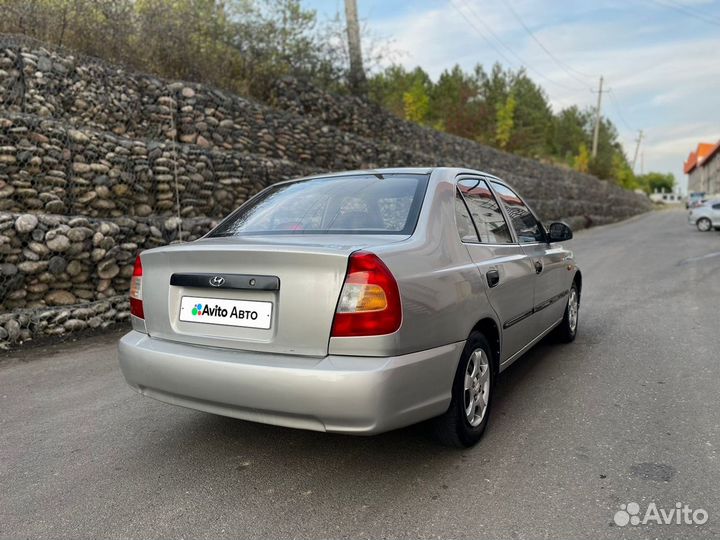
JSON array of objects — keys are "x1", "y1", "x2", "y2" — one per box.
[{"x1": 179, "y1": 296, "x2": 273, "y2": 329}]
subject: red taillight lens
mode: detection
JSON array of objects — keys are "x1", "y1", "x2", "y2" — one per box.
[
  {"x1": 331, "y1": 251, "x2": 402, "y2": 337},
  {"x1": 129, "y1": 255, "x2": 144, "y2": 319}
]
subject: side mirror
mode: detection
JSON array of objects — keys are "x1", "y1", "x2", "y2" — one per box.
[{"x1": 548, "y1": 222, "x2": 573, "y2": 242}]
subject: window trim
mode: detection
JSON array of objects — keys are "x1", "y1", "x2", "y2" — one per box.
[
  {"x1": 487, "y1": 179, "x2": 549, "y2": 245},
  {"x1": 454, "y1": 187, "x2": 481, "y2": 243},
  {"x1": 455, "y1": 175, "x2": 517, "y2": 246}
]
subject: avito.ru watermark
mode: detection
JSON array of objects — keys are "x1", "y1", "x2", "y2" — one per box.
[{"x1": 614, "y1": 502, "x2": 708, "y2": 527}]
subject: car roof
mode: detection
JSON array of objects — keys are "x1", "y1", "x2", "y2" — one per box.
[{"x1": 284, "y1": 167, "x2": 503, "y2": 184}]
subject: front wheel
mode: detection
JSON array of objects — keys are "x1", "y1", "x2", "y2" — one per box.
[
  {"x1": 697, "y1": 217, "x2": 712, "y2": 232},
  {"x1": 431, "y1": 332, "x2": 494, "y2": 447},
  {"x1": 553, "y1": 283, "x2": 579, "y2": 343}
]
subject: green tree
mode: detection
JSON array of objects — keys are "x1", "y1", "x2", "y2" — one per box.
[
  {"x1": 403, "y1": 79, "x2": 430, "y2": 123},
  {"x1": 368, "y1": 65, "x2": 432, "y2": 119},
  {"x1": 574, "y1": 144, "x2": 590, "y2": 173},
  {"x1": 495, "y1": 94, "x2": 516, "y2": 149},
  {"x1": 505, "y1": 71, "x2": 552, "y2": 157},
  {"x1": 428, "y1": 65, "x2": 484, "y2": 139},
  {"x1": 637, "y1": 172, "x2": 675, "y2": 194},
  {"x1": 551, "y1": 106, "x2": 591, "y2": 166},
  {"x1": 610, "y1": 153, "x2": 638, "y2": 190}
]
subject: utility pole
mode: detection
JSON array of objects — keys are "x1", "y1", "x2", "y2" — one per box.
[
  {"x1": 632, "y1": 129, "x2": 644, "y2": 173},
  {"x1": 344, "y1": 0, "x2": 367, "y2": 96},
  {"x1": 591, "y1": 76, "x2": 604, "y2": 159}
]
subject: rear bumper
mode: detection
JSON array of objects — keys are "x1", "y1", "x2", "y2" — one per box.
[{"x1": 118, "y1": 331, "x2": 463, "y2": 435}]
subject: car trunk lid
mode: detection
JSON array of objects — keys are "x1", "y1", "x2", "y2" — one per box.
[{"x1": 140, "y1": 235, "x2": 407, "y2": 357}]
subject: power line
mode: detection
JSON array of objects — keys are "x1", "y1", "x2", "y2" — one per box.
[
  {"x1": 448, "y1": 0, "x2": 519, "y2": 71},
  {"x1": 646, "y1": 0, "x2": 720, "y2": 27},
  {"x1": 496, "y1": 0, "x2": 596, "y2": 85},
  {"x1": 450, "y1": 0, "x2": 591, "y2": 94},
  {"x1": 607, "y1": 88, "x2": 635, "y2": 131}
]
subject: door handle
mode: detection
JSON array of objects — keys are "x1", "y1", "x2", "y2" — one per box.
[
  {"x1": 486, "y1": 268, "x2": 500, "y2": 288},
  {"x1": 534, "y1": 260, "x2": 544, "y2": 274}
]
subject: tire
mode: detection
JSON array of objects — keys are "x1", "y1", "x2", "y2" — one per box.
[
  {"x1": 697, "y1": 218, "x2": 712, "y2": 232},
  {"x1": 431, "y1": 332, "x2": 495, "y2": 448},
  {"x1": 553, "y1": 282, "x2": 580, "y2": 343}
]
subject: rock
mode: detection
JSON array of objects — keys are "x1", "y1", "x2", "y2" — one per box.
[
  {"x1": 91, "y1": 248, "x2": 106, "y2": 262},
  {"x1": 134, "y1": 204, "x2": 153, "y2": 217},
  {"x1": 0, "y1": 327, "x2": 8, "y2": 340},
  {"x1": 64, "y1": 319, "x2": 87, "y2": 331},
  {"x1": 28, "y1": 241, "x2": 50, "y2": 256},
  {"x1": 71, "y1": 307, "x2": 95, "y2": 318},
  {"x1": 67, "y1": 227, "x2": 88, "y2": 242},
  {"x1": 15, "y1": 214, "x2": 39, "y2": 234},
  {"x1": 45, "y1": 290, "x2": 77, "y2": 306},
  {"x1": 72, "y1": 162, "x2": 91, "y2": 173},
  {"x1": 53, "y1": 310, "x2": 71, "y2": 324},
  {"x1": 164, "y1": 217, "x2": 182, "y2": 231},
  {"x1": 196, "y1": 135, "x2": 210, "y2": 148},
  {"x1": 112, "y1": 184, "x2": 130, "y2": 197},
  {"x1": 97, "y1": 262, "x2": 120, "y2": 280},
  {"x1": 1, "y1": 263, "x2": 18, "y2": 276},
  {"x1": 27, "y1": 282, "x2": 49, "y2": 294},
  {"x1": 18, "y1": 261, "x2": 46, "y2": 273},
  {"x1": 65, "y1": 260, "x2": 83, "y2": 277},
  {"x1": 4, "y1": 319, "x2": 20, "y2": 341},
  {"x1": 46, "y1": 234, "x2": 70, "y2": 252},
  {"x1": 87, "y1": 316, "x2": 103, "y2": 329},
  {"x1": 45, "y1": 200, "x2": 65, "y2": 213},
  {"x1": 182, "y1": 87, "x2": 195, "y2": 98},
  {"x1": 48, "y1": 255, "x2": 67, "y2": 275},
  {"x1": 68, "y1": 129, "x2": 90, "y2": 144}
]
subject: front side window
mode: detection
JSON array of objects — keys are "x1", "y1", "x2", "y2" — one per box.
[
  {"x1": 490, "y1": 181, "x2": 545, "y2": 243},
  {"x1": 209, "y1": 174, "x2": 428, "y2": 236},
  {"x1": 457, "y1": 179, "x2": 513, "y2": 244}
]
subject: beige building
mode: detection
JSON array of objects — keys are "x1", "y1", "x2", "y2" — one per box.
[{"x1": 684, "y1": 141, "x2": 720, "y2": 195}]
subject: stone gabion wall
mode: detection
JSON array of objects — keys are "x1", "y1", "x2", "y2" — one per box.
[
  {"x1": 0, "y1": 114, "x2": 317, "y2": 219},
  {"x1": 0, "y1": 35, "x2": 652, "y2": 349},
  {"x1": 1, "y1": 211, "x2": 217, "y2": 311}
]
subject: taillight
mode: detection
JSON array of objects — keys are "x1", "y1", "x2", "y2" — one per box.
[
  {"x1": 129, "y1": 255, "x2": 144, "y2": 319},
  {"x1": 331, "y1": 251, "x2": 402, "y2": 337}
]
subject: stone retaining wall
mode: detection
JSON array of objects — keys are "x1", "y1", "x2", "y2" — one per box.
[
  {"x1": 0, "y1": 114, "x2": 317, "y2": 219},
  {"x1": 0, "y1": 35, "x2": 652, "y2": 349},
  {"x1": 1, "y1": 211, "x2": 216, "y2": 312}
]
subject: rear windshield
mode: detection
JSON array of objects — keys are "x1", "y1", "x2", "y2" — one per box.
[{"x1": 208, "y1": 173, "x2": 429, "y2": 236}]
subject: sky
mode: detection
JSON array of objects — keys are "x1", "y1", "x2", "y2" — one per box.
[{"x1": 306, "y1": 0, "x2": 720, "y2": 193}]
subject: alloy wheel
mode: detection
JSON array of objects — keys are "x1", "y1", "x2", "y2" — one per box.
[{"x1": 464, "y1": 349, "x2": 490, "y2": 427}]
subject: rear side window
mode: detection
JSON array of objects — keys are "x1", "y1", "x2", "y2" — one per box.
[
  {"x1": 455, "y1": 189, "x2": 479, "y2": 242},
  {"x1": 490, "y1": 181, "x2": 546, "y2": 244},
  {"x1": 457, "y1": 179, "x2": 513, "y2": 244},
  {"x1": 209, "y1": 174, "x2": 428, "y2": 236}
]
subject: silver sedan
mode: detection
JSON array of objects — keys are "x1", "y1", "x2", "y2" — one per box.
[{"x1": 118, "y1": 168, "x2": 581, "y2": 447}]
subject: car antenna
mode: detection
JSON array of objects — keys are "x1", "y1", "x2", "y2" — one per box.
[{"x1": 371, "y1": 172, "x2": 385, "y2": 180}]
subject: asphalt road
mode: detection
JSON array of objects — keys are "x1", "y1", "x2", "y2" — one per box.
[{"x1": 2, "y1": 208, "x2": 719, "y2": 539}]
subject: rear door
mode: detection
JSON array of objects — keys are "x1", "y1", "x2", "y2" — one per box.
[
  {"x1": 489, "y1": 181, "x2": 570, "y2": 334},
  {"x1": 456, "y1": 177, "x2": 537, "y2": 362}
]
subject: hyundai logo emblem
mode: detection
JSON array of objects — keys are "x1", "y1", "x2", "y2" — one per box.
[{"x1": 209, "y1": 275, "x2": 225, "y2": 287}]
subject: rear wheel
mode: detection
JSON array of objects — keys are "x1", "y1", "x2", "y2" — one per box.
[
  {"x1": 432, "y1": 332, "x2": 494, "y2": 447},
  {"x1": 697, "y1": 217, "x2": 712, "y2": 232}
]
